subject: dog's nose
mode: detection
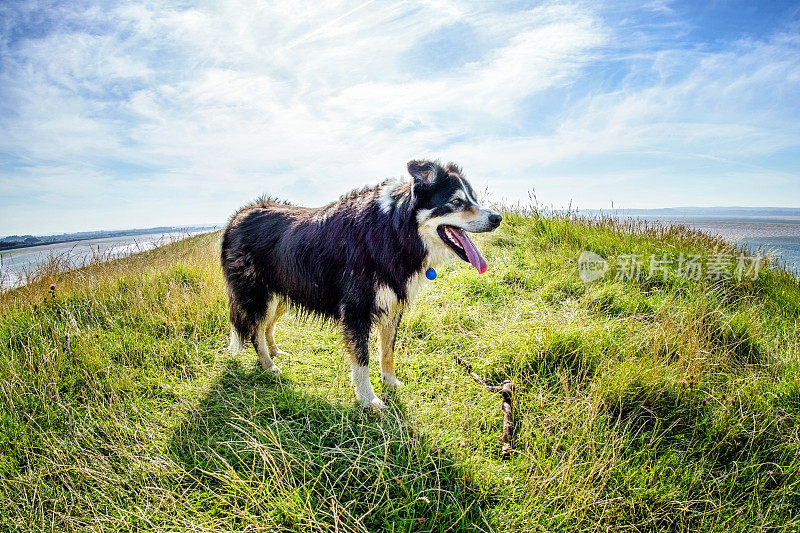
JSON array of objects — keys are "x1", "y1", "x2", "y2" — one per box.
[{"x1": 489, "y1": 213, "x2": 502, "y2": 227}]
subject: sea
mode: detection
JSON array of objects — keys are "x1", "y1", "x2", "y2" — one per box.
[
  {"x1": 0, "y1": 230, "x2": 212, "y2": 290},
  {"x1": 618, "y1": 216, "x2": 800, "y2": 276}
]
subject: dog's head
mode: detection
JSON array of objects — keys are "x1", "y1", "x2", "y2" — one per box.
[{"x1": 408, "y1": 160, "x2": 501, "y2": 273}]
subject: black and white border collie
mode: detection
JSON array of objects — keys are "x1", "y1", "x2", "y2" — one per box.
[{"x1": 221, "y1": 160, "x2": 501, "y2": 409}]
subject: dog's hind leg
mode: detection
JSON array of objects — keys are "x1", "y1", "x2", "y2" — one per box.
[
  {"x1": 378, "y1": 312, "x2": 403, "y2": 389},
  {"x1": 342, "y1": 307, "x2": 385, "y2": 409},
  {"x1": 253, "y1": 297, "x2": 286, "y2": 374},
  {"x1": 265, "y1": 297, "x2": 289, "y2": 358}
]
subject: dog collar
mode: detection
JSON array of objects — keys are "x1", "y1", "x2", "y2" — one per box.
[{"x1": 425, "y1": 268, "x2": 437, "y2": 280}]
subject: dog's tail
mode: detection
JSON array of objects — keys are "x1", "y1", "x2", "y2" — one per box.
[{"x1": 228, "y1": 323, "x2": 245, "y2": 354}]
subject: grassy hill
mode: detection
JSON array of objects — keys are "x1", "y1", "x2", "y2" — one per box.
[{"x1": 1, "y1": 212, "x2": 799, "y2": 532}]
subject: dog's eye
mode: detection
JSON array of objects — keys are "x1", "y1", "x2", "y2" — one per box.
[{"x1": 451, "y1": 198, "x2": 463, "y2": 207}]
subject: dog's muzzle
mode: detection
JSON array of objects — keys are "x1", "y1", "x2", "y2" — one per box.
[{"x1": 469, "y1": 209, "x2": 502, "y2": 233}]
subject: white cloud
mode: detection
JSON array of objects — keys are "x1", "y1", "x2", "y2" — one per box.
[
  {"x1": 0, "y1": 0, "x2": 799, "y2": 235},
  {"x1": 443, "y1": 27, "x2": 800, "y2": 196}
]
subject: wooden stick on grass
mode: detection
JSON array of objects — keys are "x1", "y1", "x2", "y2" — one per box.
[{"x1": 454, "y1": 355, "x2": 514, "y2": 460}]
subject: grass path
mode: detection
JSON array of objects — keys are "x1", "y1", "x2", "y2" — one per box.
[{"x1": 1, "y1": 214, "x2": 799, "y2": 531}]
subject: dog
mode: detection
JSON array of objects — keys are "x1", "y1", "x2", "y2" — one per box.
[{"x1": 221, "y1": 160, "x2": 502, "y2": 409}]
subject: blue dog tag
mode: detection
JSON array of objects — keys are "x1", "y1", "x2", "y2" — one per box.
[{"x1": 425, "y1": 268, "x2": 437, "y2": 280}]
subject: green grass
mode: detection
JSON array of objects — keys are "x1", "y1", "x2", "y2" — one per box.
[{"x1": 1, "y1": 213, "x2": 799, "y2": 531}]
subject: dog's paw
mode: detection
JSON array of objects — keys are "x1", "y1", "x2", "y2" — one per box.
[
  {"x1": 370, "y1": 397, "x2": 387, "y2": 410},
  {"x1": 270, "y1": 349, "x2": 291, "y2": 358},
  {"x1": 262, "y1": 364, "x2": 282, "y2": 374},
  {"x1": 382, "y1": 375, "x2": 403, "y2": 389},
  {"x1": 360, "y1": 396, "x2": 387, "y2": 410}
]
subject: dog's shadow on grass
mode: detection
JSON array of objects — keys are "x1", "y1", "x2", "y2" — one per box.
[{"x1": 166, "y1": 358, "x2": 492, "y2": 531}]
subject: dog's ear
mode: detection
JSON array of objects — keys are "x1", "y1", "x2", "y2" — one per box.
[
  {"x1": 407, "y1": 160, "x2": 436, "y2": 185},
  {"x1": 444, "y1": 162, "x2": 462, "y2": 176}
]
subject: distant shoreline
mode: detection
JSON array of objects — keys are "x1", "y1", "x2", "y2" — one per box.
[
  {"x1": 572, "y1": 207, "x2": 800, "y2": 218},
  {"x1": 0, "y1": 225, "x2": 221, "y2": 253},
  {"x1": 0, "y1": 229, "x2": 219, "y2": 290}
]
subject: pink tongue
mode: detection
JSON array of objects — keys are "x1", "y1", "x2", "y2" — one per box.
[{"x1": 450, "y1": 227, "x2": 488, "y2": 274}]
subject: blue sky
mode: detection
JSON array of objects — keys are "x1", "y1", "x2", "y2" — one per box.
[{"x1": 1, "y1": 0, "x2": 799, "y2": 235}]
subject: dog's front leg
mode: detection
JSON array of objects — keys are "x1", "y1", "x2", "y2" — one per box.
[
  {"x1": 342, "y1": 310, "x2": 386, "y2": 410},
  {"x1": 379, "y1": 312, "x2": 403, "y2": 388}
]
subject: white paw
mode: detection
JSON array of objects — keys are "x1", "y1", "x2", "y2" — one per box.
[
  {"x1": 382, "y1": 375, "x2": 403, "y2": 389},
  {"x1": 262, "y1": 364, "x2": 282, "y2": 374},
  {"x1": 360, "y1": 396, "x2": 387, "y2": 410},
  {"x1": 371, "y1": 397, "x2": 387, "y2": 410},
  {"x1": 271, "y1": 349, "x2": 291, "y2": 358}
]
